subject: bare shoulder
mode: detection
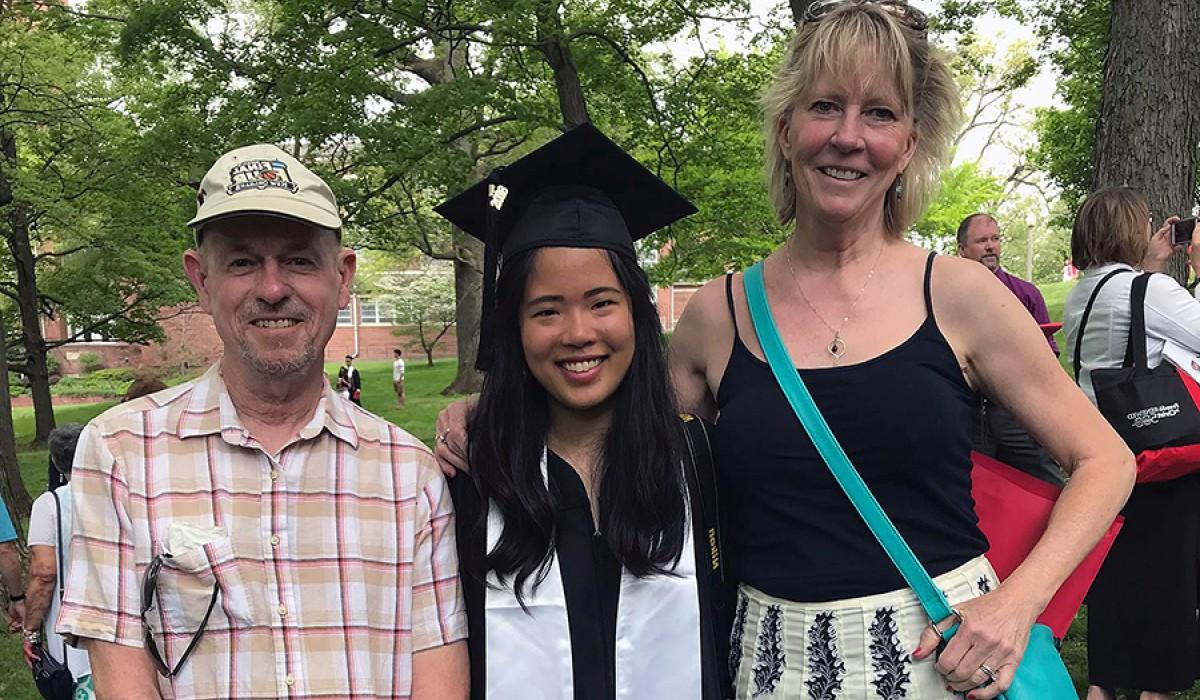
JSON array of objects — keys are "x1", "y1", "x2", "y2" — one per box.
[
  {"x1": 929, "y1": 254, "x2": 1012, "y2": 319},
  {"x1": 672, "y1": 273, "x2": 736, "y2": 363}
]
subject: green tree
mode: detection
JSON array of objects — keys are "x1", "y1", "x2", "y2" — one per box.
[
  {"x1": 0, "y1": 3, "x2": 192, "y2": 461},
  {"x1": 90, "y1": 0, "x2": 753, "y2": 393},
  {"x1": 380, "y1": 265, "x2": 457, "y2": 367},
  {"x1": 912, "y1": 161, "x2": 1006, "y2": 252},
  {"x1": 646, "y1": 43, "x2": 786, "y2": 285}
]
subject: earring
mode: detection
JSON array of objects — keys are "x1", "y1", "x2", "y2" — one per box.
[
  {"x1": 894, "y1": 172, "x2": 905, "y2": 200},
  {"x1": 784, "y1": 163, "x2": 793, "y2": 188}
]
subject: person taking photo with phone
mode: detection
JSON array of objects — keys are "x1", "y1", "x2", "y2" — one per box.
[{"x1": 1063, "y1": 187, "x2": 1200, "y2": 700}]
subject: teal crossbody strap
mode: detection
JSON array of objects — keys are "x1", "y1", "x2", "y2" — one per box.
[{"x1": 742, "y1": 262, "x2": 956, "y2": 627}]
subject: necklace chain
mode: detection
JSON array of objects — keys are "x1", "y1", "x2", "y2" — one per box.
[{"x1": 785, "y1": 239, "x2": 883, "y2": 364}]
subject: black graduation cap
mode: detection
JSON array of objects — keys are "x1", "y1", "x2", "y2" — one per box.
[{"x1": 435, "y1": 122, "x2": 696, "y2": 369}]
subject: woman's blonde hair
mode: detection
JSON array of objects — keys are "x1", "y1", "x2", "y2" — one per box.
[
  {"x1": 1071, "y1": 187, "x2": 1150, "y2": 269},
  {"x1": 762, "y1": 2, "x2": 961, "y2": 234}
]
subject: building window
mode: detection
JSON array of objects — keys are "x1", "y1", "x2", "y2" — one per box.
[
  {"x1": 66, "y1": 321, "x2": 116, "y2": 343},
  {"x1": 358, "y1": 298, "x2": 393, "y2": 325},
  {"x1": 337, "y1": 306, "x2": 353, "y2": 326}
]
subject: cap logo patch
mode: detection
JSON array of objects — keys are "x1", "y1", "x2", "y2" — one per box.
[{"x1": 226, "y1": 159, "x2": 299, "y2": 196}]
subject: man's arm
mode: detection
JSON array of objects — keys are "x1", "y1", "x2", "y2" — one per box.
[
  {"x1": 411, "y1": 640, "x2": 468, "y2": 700},
  {"x1": 87, "y1": 639, "x2": 162, "y2": 700},
  {"x1": 0, "y1": 541, "x2": 24, "y2": 629}
]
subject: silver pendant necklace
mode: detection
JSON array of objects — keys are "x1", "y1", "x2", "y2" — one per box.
[{"x1": 785, "y1": 239, "x2": 883, "y2": 364}]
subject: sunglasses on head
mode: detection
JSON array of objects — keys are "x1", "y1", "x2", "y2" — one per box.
[
  {"x1": 802, "y1": 0, "x2": 929, "y2": 34},
  {"x1": 140, "y1": 553, "x2": 220, "y2": 678}
]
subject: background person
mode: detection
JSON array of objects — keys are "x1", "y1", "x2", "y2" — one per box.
[
  {"x1": 23, "y1": 424, "x2": 92, "y2": 698},
  {"x1": 56, "y1": 144, "x2": 467, "y2": 700},
  {"x1": 957, "y1": 212, "x2": 1065, "y2": 485},
  {"x1": 957, "y1": 212, "x2": 1059, "y2": 354},
  {"x1": 1062, "y1": 186, "x2": 1200, "y2": 700},
  {"x1": 0, "y1": 495, "x2": 24, "y2": 631},
  {"x1": 337, "y1": 354, "x2": 362, "y2": 405},
  {"x1": 393, "y1": 348, "x2": 406, "y2": 408}
]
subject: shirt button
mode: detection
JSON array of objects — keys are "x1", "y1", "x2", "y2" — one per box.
[
  {"x1": 270, "y1": 469, "x2": 279, "y2": 481},
  {"x1": 285, "y1": 675, "x2": 295, "y2": 686},
  {"x1": 277, "y1": 605, "x2": 288, "y2": 617},
  {"x1": 270, "y1": 535, "x2": 280, "y2": 547}
]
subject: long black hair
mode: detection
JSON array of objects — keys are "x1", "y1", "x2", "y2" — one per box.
[{"x1": 466, "y1": 247, "x2": 688, "y2": 599}]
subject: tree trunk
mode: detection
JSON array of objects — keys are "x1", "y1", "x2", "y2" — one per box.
[
  {"x1": 536, "y1": 0, "x2": 591, "y2": 128},
  {"x1": 0, "y1": 131, "x2": 54, "y2": 443},
  {"x1": 444, "y1": 231, "x2": 484, "y2": 394},
  {"x1": 7, "y1": 205, "x2": 55, "y2": 444},
  {"x1": 415, "y1": 317, "x2": 436, "y2": 367},
  {"x1": 1090, "y1": 0, "x2": 1200, "y2": 283},
  {"x1": 0, "y1": 310, "x2": 31, "y2": 533}
]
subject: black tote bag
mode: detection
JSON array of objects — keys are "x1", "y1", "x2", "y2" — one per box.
[{"x1": 1075, "y1": 271, "x2": 1200, "y2": 456}]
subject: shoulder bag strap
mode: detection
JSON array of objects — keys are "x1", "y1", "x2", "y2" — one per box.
[
  {"x1": 679, "y1": 414, "x2": 728, "y2": 700},
  {"x1": 680, "y1": 414, "x2": 722, "y2": 581},
  {"x1": 50, "y1": 490, "x2": 70, "y2": 669},
  {"x1": 1125, "y1": 272, "x2": 1153, "y2": 370},
  {"x1": 742, "y1": 262, "x2": 954, "y2": 625},
  {"x1": 1073, "y1": 268, "x2": 1135, "y2": 382}
]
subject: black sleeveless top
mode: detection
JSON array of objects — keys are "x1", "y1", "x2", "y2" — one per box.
[{"x1": 714, "y1": 252, "x2": 987, "y2": 602}]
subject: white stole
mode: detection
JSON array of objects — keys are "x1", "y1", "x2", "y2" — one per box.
[{"x1": 484, "y1": 450, "x2": 703, "y2": 698}]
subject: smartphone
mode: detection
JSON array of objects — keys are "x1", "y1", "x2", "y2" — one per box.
[{"x1": 1173, "y1": 218, "x2": 1196, "y2": 245}]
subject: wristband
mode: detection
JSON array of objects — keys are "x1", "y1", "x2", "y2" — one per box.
[
  {"x1": 22, "y1": 628, "x2": 40, "y2": 644},
  {"x1": 7, "y1": 592, "x2": 24, "y2": 602}
]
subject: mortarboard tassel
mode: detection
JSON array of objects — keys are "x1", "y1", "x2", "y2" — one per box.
[{"x1": 474, "y1": 169, "x2": 507, "y2": 371}]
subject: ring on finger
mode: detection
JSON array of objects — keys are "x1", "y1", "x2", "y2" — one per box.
[
  {"x1": 978, "y1": 663, "x2": 997, "y2": 685},
  {"x1": 438, "y1": 430, "x2": 450, "y2": 445}
]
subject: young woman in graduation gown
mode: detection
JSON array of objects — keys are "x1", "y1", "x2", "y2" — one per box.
[{"x1": 435, "y1": 124, "x2": 728, "y2": 700}]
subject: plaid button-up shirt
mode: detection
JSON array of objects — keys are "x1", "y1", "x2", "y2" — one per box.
[{"x1": 57, "y1": 364, "x2": 466, "y2": 699}]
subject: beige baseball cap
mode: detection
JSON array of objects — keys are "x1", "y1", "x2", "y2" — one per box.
[{"x1": 187, "y1": 144, "x2": 343, "y2": 232}]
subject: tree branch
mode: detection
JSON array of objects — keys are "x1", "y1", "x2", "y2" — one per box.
[
  {"x1": 444, "y1": 116, "x2": 519, "y2": 144},
  {"x1": 34, "y1": 244, "x2": 92, "y2": 262}
]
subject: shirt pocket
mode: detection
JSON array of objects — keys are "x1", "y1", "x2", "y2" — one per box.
[{"x1": 155, "y1": 536, "x2": 260, "y2": 632}]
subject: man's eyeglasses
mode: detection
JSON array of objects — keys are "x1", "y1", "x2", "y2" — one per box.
[
  {"x1": 140, "y1": 553, "x2": 220, "y2": 677},
  {"x1": 802, "y1": 0, "x2": 929, "y2": 34}
]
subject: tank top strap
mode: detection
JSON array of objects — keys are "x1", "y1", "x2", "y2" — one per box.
[
  {"x1": 923, "y1": 251, "x2": 936, "y2": 320},
  {"x1": 724, "y1": 272, "x2": 739, "y2": 335}
]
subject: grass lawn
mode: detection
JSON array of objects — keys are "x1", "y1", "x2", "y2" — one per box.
[{"x1": 1039, "y1": 278, "x2": 1076, "y2": 376}]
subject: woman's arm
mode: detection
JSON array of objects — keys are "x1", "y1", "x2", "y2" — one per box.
[
  {"x1": 668, "y1": 277, "x2": 732, "y2": 421},
  {"x1": 915, "y1": 257, "x2": 1135, "y2": 697}
]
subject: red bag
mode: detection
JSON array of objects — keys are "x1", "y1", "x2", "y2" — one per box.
[{"x1": 971, "y1": 451, "x2": 1124, "y2": 638}]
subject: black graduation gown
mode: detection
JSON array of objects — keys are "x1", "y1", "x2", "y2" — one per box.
[{"x1": 451, "y1": 443, "x2": 729, "y2": 700}]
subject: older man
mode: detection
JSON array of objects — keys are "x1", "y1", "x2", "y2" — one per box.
[
  {"x1": 57, "y1": 145, "x2": 467, "y2": 699},
  {"x1": 957, "y1": 212, "x2": 1065, "y2": 485}
]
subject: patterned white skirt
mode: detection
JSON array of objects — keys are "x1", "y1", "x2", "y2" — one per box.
[{"x1": 731, "y1": 555, "x2": 998, "y2": 700}]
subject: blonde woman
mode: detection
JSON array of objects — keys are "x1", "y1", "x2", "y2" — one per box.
[{"x1": 667, "y1": 2, "x2": 1133, "y2": 697}]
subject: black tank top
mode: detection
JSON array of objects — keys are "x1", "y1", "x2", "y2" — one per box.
[{"x1": 714, "y1": 252, "x2": 987, "y2": 602}]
